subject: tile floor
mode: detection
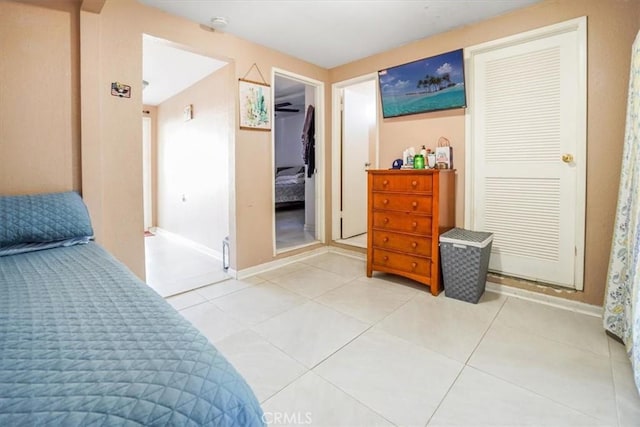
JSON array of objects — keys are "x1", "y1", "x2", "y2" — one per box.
[
  {"x1": 335, "y1": 232, "x2": 367, "y2": 249},
  {"x1": 166, "y1": 252, "x2": 640, "y2": 426},
  {"x1": 145, "y1": 233, "x2": 228, "y2": 297},
  {"x1": 276, "y1": 208, "x2": 316, "y2": 250}
]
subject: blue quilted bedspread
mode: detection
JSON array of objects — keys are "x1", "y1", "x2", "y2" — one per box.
[{"x1": 0, "y1": 243, "x2": 264, "y2": 426}]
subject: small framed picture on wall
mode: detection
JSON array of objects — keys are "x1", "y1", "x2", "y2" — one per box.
[{"x1": 238, "y1": 78, "x2": 271, "y2": 131}]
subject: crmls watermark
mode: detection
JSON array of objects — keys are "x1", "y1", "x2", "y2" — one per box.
[{"x1": 262, "y1": 411, "x2": 313, "y2": 425}]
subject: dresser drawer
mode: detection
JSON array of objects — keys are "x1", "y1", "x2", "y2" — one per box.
[
  {"x1": 372, "y1": 231, "x2": 432, "y2": 257},
  {"x1": 372, "y1": 211, "x2": 432, "y2": 234},
  {"x1": 371, "y1": 174, "x2": 433, "y2": 193},
  {"x1": 372, "y1": 193, "x2": 432, "y2": 214},
  {"x1": 372, "y1": 249, "x2": 431, "y2": 278}
]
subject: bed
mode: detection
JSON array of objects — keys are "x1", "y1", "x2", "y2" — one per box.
[
  {"x1": 275, "y1": 165, "x2": 305, "y2": 208},
  {"x1": 0, "y1": 192, "x2": 264, "y2": 426}
]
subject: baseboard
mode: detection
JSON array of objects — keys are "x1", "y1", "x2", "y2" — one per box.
[
  {"x1": 152, "y1": 227, "x2": 223, "y2": 261},
  {"x1": 485, "y1": 281, "x2": 603, "y2": 317},
  {"x1": 236, "y1": 245, "x2": 368, "y2": 280},
  {"x1": 231, "y1": 242, "x2": 601, "y2": 317},
  {"x1": 328, "y1": 246, "x2": 366, "y2": 260},
  {"x1": 236, "y1": 246, "x2": 330, "y2": 279}
]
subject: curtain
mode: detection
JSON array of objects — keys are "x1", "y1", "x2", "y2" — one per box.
[{"x1": 604, "y1": 29, "x2": 640, "y2": 394}]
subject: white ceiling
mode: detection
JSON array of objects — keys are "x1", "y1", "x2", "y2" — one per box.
[
  {"x1": 142, "y1": 34, "x2": 228, "y2": 106},
  {"x1": 138, "y1": 0, "x2": 542, "y2": 69}
]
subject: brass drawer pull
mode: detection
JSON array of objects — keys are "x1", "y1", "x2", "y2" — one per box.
[
  {"x1": 411, "y1": 262, "x2": 417, "y2": 269},
  {"x1": 383, "y1": 237, "x2": 389, "y2": 243},
  {"x1": 383, "y1": 255, "x2": 389, "y2": 261},
  {"x1": 383, "y1": 179, "x2": 389, "y2": 186},
  {"x1": 411, "y1": 242, "x2": 417, "y2": 249},
  {"x1": 384, "y1": 217, "x2": 390, "y2": 224},
  {"x1": 383, "y1": 199, "x2": 389, "y2": 205},
  {"x1": 411, "y1": 180, "x2": 417, "y2": 187},
  {"x1": 412, "y1": 221, "x2": 417, "y2": 228},
  {"x1": 412, "y1": 201, "x2": 418, "y2": 208}
]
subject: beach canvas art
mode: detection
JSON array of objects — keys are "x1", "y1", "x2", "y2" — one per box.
[{"x1": 378, "y1": 49, "x2": 466, "y2": 118}]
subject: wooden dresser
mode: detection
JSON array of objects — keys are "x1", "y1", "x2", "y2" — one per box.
[{"x1": 366, "y1": 169, "x2": 455, "y2": 295}]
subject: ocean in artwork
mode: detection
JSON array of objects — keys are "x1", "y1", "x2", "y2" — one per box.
[{"x1": 381, "y1": 85, "x2": 465, "y2": 118}]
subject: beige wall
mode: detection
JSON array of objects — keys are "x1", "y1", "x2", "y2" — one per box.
[
  {"x1": 80, "y1": 0, "x2": 330, "y2": 277},
  {"x1": 156, "y1": 66, "x2": 232, "y2": 252},
  {"x1": 80, "y1": 0, "x2": 146, "y2": 277},
  {"x1": 330, "y1": 0, "x2": 640, "y2": 305},
  {"x1": 0, "y1": 0, "x2": 80, "y2": 194}
]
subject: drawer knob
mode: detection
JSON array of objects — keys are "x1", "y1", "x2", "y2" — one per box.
[
  {"x1": 412, "y1": 221, "x2": 417, "y2": 228},
  {"x1": 383, "y1": 237, "x2": 389, "y2": 243},
  {"x1": 384, "y1": 217, "x2": 389, "y2": 224},
  {"x1": 411, "y1": 262, "x2": 417, "y2": 269},
  {"x1": 411, "y1": 180, "x2": 417, "y2": 187},
  {"x1": 383, "y1": 199, "x2": 389, "y2": 205},
  {"x1": 383, "y1": 180, "x2": 389, "y2": 186},
  {"x1": 412, "y1": 201, "x2": 418, "y2": 208},
  {"x1": 411, "y1": 242, "x2": 418, "y2": 249},
  {"x1": 383, "y1": 255, "x2": 389, "y2": 261}
]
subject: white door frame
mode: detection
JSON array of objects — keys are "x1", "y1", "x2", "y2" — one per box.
[
  {"x1": 464, "y1": 17, "x2": 587, "y2": 290},
  {"x1": 142, "y1": 116, "x2": 153, "y2": 231},
  {"x1": 331, "y1": 73, "x2": 379, "y2": 241},
  {"x1": 271, "y1": 67, "x2": 326, "y2": 255}
]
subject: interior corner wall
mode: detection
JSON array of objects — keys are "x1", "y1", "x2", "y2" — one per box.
[
  {"x1": 142, "y1": 105, "x2": 158, "y2": 227},
  {"x1": 0, "y1": 0, "x2": 81, "y2": 195},
  {"x1": 329, "y1": 0, "x2": 640, "y2": 305},
  {"x1": 81, "y1": 0, "x2": 145, "y2": 279},
  {"x1": 156, "y1": 66, "x2": 232, "y2": 253}
]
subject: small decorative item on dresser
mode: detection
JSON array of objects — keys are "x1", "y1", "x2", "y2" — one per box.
[
  {"x1": 435, "y1": 136, "x2": 452, "y2": 169},
  {"x1": 427, "y1": 153, "x2": 436, "y2": 168},
  {"x1": 413, "y1": 154, "x2": 425, "y2": 169}
]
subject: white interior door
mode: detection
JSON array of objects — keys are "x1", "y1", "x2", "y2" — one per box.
[
  {"x1": 142, "y1": 116, "x2": 152, "y2": 231},
  {"x1": 341, "y1": 80, "x2": 376, "y2": 239},
  {"x1": 467, "y1": 18, "x2": 586, "y2": 289}
]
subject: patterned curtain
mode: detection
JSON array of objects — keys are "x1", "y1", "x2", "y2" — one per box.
[{"x1": 604, "y1": 29, "x2": 640, "y2": 394}]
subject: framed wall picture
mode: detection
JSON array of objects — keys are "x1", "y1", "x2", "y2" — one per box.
[{"x1": 238, "y1": 78, "x2": 271, "y2": 131}]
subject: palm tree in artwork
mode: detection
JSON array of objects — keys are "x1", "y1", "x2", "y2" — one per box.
[
  {"x1": 418, "y1": 74, "x2": 454, "y2": 93},
  {"x1": 441, "y1": 72, "x2": 452, "y2": 88},
  {"x1": 435, "y1": 76, "x2": 444, "y2": 91}
]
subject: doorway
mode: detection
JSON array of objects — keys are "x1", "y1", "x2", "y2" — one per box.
[
  {"x1": 273, "y1": 70, "x2": 324, "y2": 252},
  {"x1": 465, "y1": 18, "x2": 586, "y2": 289},
  {"x1": 332, "y1": 74, "x2": 378, "y2": 248},
  {"x1": 142, "y1": 34, "x2": 230, "y2": 297}
]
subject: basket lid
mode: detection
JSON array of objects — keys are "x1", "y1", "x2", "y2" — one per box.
[{"x1": 439, "y1": 228, "x2": 493, "y2": 248}]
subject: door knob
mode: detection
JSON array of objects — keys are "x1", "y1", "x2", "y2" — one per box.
[{"x1": 562, "y1": 153, "x2": 574, "y2": 163}]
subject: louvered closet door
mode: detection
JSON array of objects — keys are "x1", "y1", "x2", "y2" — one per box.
[{"x1": 470, "y1": 24, "x2": 585, "y2": 289}]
